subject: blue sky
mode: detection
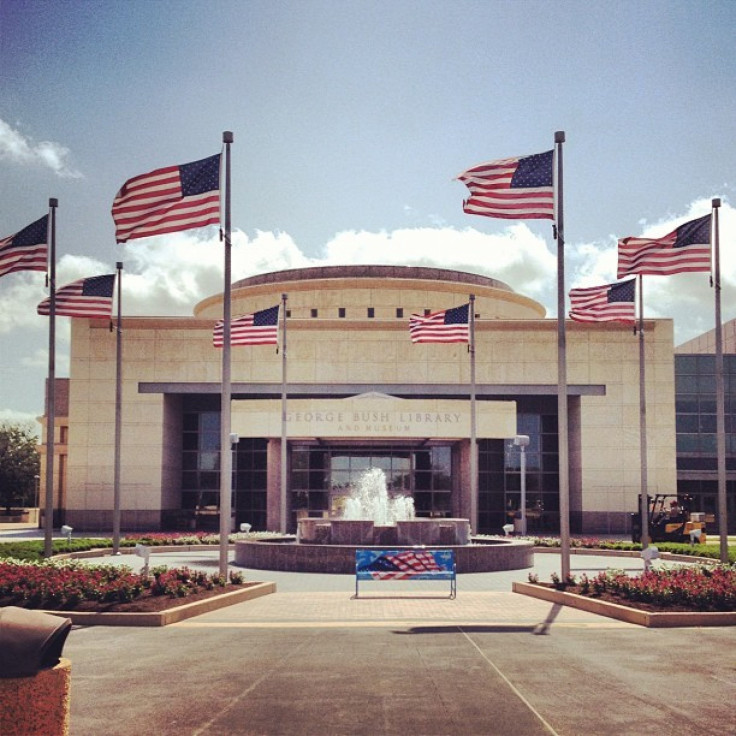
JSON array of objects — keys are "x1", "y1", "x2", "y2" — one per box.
[{"x1": 2, "y1": 0, "x2": 736, "y2": 425}]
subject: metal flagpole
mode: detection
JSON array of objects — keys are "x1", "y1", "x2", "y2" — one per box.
[
  {"x1": 712, "y1": 198, "x2": 729, "y2": 563},
  {"x1": 219, "y1": 131, "x2": 234, "y2": 577},
  {"x1": 44, "y1": 198, "x2": 58, "y2": 558},
  {"x1": 280, "y1": 293, "x2": 288, "y2": 533},
  {"x1": 469, "y1": 295, "x2": 478, "y2": 533},
  {"x1": 637, "y1": 275, "x2": 650, "y2": 551},
  {"x1": 112, "y1": 262, "x2": 123, "y2": 554},
  {"x1": 554, "y1": 131, "x2": 571, "y2": 579}
]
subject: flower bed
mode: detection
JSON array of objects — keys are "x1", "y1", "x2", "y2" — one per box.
[
  {"x1": 473, "y1": 533, "x2": 735, "y2": 563},
  {"x1": 0, "y1": 558, "x2": 245, "y2": 612},
  {"x1": 0, "y1": 531, "x2": 284, "y2": 563},
  {"x1": 529, "y1": 565, "x2": 736, "y2": 613}
]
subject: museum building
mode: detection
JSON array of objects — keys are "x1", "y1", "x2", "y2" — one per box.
[{"x1": 41, "y1": 265, "x2": 680, "y2": 536}]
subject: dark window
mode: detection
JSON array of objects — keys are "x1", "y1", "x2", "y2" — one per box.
[
  {"x1": 396, "y1": 308, "x2": 403, "y2": 318},
  {"x1": 367, "y1": 307, "x2": 375, "y2": 318},
  {"x1": 180, "y1": 400, "x2": 267, "y2": 530},
  {"x1": 477, "y1": 396, "x2": 560, "y2": 535},
  {"x1": 311, "y1": 308, "x2": 318, "y2": 318},
  {"x1": 338, "y1": 308, "x2": 346, "y2": 318}
]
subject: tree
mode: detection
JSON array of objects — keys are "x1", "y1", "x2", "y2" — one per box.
[{"x1": 0, "y1": 423, "x2": 41, "y2": 515}]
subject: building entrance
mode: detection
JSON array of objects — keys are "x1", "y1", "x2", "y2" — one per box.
[{"x1": 289, "y1": 443, "x2": 454, "y2": 531}]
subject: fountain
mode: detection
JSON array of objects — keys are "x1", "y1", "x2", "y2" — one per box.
[
  {"x1": 296, "y1": 469, "x2": 470, "y2": 547},
  {"x1": 342, "y1": 468, "x2": 415, "y2": 524},
  {"x1": 234, "y1": 468, "x2": 532, "y2": 573}
]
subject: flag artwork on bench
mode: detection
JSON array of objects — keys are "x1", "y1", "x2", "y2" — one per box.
[
  {"x1": 355, "y1": 548, "x2": 457, "y2": 598},
  {"x1": 356, "y1": 549, "x2": 452, "y2": 579}
]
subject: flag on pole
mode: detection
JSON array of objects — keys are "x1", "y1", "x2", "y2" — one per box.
[
  {"x1": 456, "y1": 150, "x2": 554, "y2": 220},
  {"x1": 213, "y1": 304, "x2": 280, "y2": 347},
  {"x1": 569, "y1": 279, "x2": 636, "y2": 325},
  {"x1": 37, "y1": 274, "x2": 116, "y2": 318},
  {"x1": 617, "y1": 214, "x2": 711, "y2": 278},
  {"x1": 409, "y1": 303, "x2": 470, "y2": 343},
  {"x1": 111, "y1": 154, "x2": 221, "y2": 243},
  {"x1": 0, "y1": 215, "x2": 48, "y2": 277}
]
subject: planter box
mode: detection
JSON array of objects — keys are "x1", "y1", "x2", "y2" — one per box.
[
  {"x1": 512, "y1": 581, "x2": 736, "y2": 628},
  {"x1": 37, "y1": 581, "x2": 275, "y2": 627},
  {"x1": 0, "y1": 658, "x2": 71, "y2": 736}
]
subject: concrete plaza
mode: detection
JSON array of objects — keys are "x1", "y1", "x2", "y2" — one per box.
[{"x1": 41, "y1": 547, "x2": 735, "y2": 736}]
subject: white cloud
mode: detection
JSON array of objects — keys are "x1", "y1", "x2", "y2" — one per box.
[
  {"x1": 0, "y1": 118, "x2": 82, "y2": 178},
  {"x1": 0, "y1": 253, "x2": 108, "y2": 337},
  {"x1": 0, "y1": 272, "x2": 48, "y2": 334},
  {"x1": 120, "y1": 228, "x2": 313, "y2": 316},
  {"x1": 566, "y1": 197, "x2": 734, "y2": 346},
  {"x1": 322, "y1": 223, "x2": 557, "y2": 308},
  {"x1": 21, "y1": 348, "x2": 49, "y2": 369},
  {"x1": 0, "y1": 410, "x2": 41, "y2": 435}
]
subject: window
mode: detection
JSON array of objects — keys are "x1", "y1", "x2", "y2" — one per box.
[
  {"x1": 367, "y1": 307, "x2": 375, "y2": 318},
  {"x1": 477, "y1": 397, "x2": 560, "y2": 535},
  {"x1": 338, "y1": 307, "x2": 346, "y2": 318},
  {"x1": 311, "y1": 308, "x2": 318, "y2": 318},
  {"x1": 288, "y1": 445, "x2": 455, "y2": 531},
  {"x1": 181, "y1": 403, "x2": 267, "y2": 530},
  {"x1": 396, "y1": 308, "x2": 403, "y2": 318}
]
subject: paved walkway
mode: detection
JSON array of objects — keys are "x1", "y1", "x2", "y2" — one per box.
[
  {"x1": 64, "y1": 550, "x2": 735, "y2": 736},
  {"x1": 3, "y1": 530, "x2": 736, "y2": 735}
]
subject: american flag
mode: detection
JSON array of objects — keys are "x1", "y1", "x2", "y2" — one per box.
[
  {"x1": 213, "y1": 304, "x2": 280, "y2": 347},
  {"x1": 111, "y1": 154, "x2": 221, "y2": 243},
  {"x1": 37, "y1": 274, "x2": 116, "y2": 319},
  {"x1": 456, "y1": 150, "x2": 554, "y2": 220},
  {"x1": 409, "y1": 303, "x2": 469, "y2": 343},
  {"x1": 569, "y1": 279, "x2": 636, "y2": 325},
  {"x1": 0, "y1": 215, "x2": 48, "y2": 277},
  {"x1": 617, "y1": 214, "x2": 711, "y2": 278},
  {"x1": 359, "y1": 550, "x2": 444, "y2": 580}
]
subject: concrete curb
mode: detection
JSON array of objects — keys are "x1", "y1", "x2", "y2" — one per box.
[
  {"x1": 37, "y1": 581, "x2": 276, "y2": 627},
  {"x1": 512, "y1": 580, "x2": 736, "y2": 628},
  {"x1": 531, "y1": 545, "x2": 718, "y2": 564},
  {"x1": 53, "y1": 543, "x2": 237, "y2": 560}
]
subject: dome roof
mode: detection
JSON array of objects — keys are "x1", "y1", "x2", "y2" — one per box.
[
  {"x1": 194, "y1": 264, "x2": 546, "y2": 320},
  {"x1": 231, "y1": 265, "x2": 515, "y2": 292}
]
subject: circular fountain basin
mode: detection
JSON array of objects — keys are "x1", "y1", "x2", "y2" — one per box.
[
  {"x1": 234, "y1": 536, "x2": 533, "y2": 574},
  {"x1": 297, "y1": 517, "x2": 471, "y2": 547}
]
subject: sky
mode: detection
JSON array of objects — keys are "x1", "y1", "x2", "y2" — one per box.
[{"x1": 2, "y1": 0, "x2": 736, "y2": 430}]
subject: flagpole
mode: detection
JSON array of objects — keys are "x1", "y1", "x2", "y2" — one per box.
[
  {"x1": 219, "y1": 131, "x2": 234, "y2": 577},
  {"x1": 112, "y1": 262, "x2": 123, "y2": 554},
  {"x1": 44, "y1": 198, "x2": 58, "y2": 558},
  {"x1": 468, "y1": 295, "x2": 478, "y2": 533},
  {"x1": 554, "y1": 131, "x2": 571, "y2": 579},
  {"x1": 280, "y1": 293, "x2": 288, "y2": 534},
  {"x1": 712, "y1": 198, "x2": 728, "y2": 563},
  {"x1": 637, "y1": 275, "x2": 650, "y2": 552}
]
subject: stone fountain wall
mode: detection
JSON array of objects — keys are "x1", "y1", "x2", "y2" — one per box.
[
  {"x1": 235, "y1": 536, "x2": 534, "y2": 574},
  {"x1": 297, "y1": 517, "x2": 470, "y2": 546}
]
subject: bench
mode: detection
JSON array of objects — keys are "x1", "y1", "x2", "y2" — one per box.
[{"x1": 354, "y1": 548, "x2": 456, "y2": 599}]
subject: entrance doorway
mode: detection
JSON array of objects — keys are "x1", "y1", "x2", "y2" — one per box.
[{"x1": 289, "y1": 444, "x2": 454, "y2": 531}]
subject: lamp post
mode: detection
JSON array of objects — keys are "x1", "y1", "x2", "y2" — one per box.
[
  {"x1": 34, "y1": 475, "x2": 40, "y2": 525},
  {"x1": 514, "y1": 435, "x2": 530, "y2": 536},
  {"x1": 229, "y1": 433, "x2": 239, "y2": 535}
]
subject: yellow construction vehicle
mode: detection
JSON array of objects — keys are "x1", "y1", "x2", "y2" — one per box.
[{"x1": 630, "y1": 494, "x2": 707, "y2": 544}]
